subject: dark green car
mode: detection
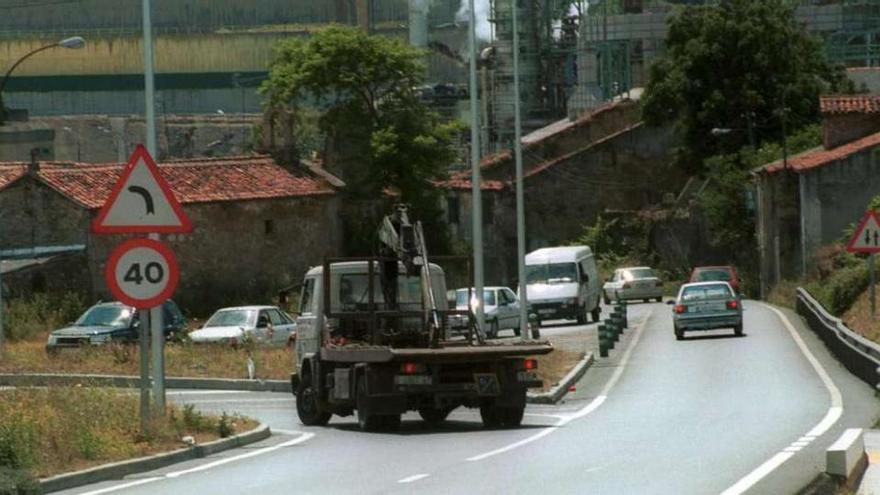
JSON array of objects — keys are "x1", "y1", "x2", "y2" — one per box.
[{"x1": 670, "y1": 282, "x2": 743, "y2": 340}]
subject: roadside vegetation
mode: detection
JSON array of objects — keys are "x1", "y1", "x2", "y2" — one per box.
[
  {"x1": 0, "y1": 387, "x2": 256, "y2": 480},
  {"x1": 0, "y1": 335, "x2": 294, "y2": 381}
]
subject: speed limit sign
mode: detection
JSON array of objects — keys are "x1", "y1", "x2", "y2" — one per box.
[{"x1": 105, "y1": 238, "x2": 180, "y2": 309}]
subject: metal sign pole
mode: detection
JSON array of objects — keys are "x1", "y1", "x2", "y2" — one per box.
[
  {"x1": 0, "y1": 253, "x2": 4, "y2": 357},
  {"x1": 467, "y1": 0, "x2": 485, "y2": 334},
  {"x1": 142, "y1": 0, "x2": 165, "y2": 413},
  {"x1": 868, "y1": 253, "x2": 877, "y2": 321},
  {"x1": 511, "y1": 0, "x2": 528, "y2": 341},
  {"x1": 139, "y1": 309, "x2": 151, "y2": 431}
]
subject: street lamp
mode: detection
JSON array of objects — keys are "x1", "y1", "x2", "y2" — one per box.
[{"x1": 0, "y1": 36, "x2": 86, "y2": 124}]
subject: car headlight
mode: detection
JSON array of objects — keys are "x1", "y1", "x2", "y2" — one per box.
[{"x1": 47, "y1": 335, "x2": 57, "y2": 345}]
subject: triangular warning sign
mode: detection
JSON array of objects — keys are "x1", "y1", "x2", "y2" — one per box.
[
  {"x1": 91, "y1": 145, "x2": 193, "y2": 234},
  {"x1": 847, "y1": 210, "x2": 880, "y2": 253}
]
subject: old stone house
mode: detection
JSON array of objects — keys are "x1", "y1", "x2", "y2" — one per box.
[
  {"x1": 754, "y1": 94, "x2": 880, "y2": 296},
  {"x1": 442, "y1": 97, "x2": 683, "y2": 284},
  {"x1": 0, "y1": 155, "x2": 343, "y2": 313}
]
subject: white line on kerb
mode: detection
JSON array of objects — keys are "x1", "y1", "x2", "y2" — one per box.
[
  {"x1": 466, "y1": 309, "x2": 653, "y2": 462},
  {"x1": 398, "y1": 473, "x2": 430, "y2": 483},
  {"x1": 77, "y1": 432, "x2": 315, "y2": 495},
  {"x1": 719, "y1": 303, "x2": 843, "y2": 495}
]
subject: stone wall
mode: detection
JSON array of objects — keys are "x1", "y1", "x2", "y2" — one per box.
[{"x1": 0, "y1": 174, "x2": 343, "y2": 315}]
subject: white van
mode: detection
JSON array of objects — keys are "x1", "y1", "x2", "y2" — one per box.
[{"x1": 523, "y1": 246, "x2": 601, "y2": 326}]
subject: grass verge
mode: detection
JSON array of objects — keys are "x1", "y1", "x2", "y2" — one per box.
[
  {"x1": 0, "y1": 334, "x2": 294, "y2": 380},
  {"x1": 533, "y1": 348, "x2": 585, "y2": 392},
  {"x1": 0, "y1": 387, "x2": 257, "y2": 479}
]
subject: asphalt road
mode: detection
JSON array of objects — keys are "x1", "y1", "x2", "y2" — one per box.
[{"x1": 60, "y1": 301, "x2": 880, "y2": 495}]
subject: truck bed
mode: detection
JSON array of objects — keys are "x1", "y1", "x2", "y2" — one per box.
[{"x1": 320, "y1": 341, "x2": 553, "y2": 363}]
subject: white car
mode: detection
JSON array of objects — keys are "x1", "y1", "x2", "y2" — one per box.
[
  {"x1": 450, "y1": 287, "x2": 521, "y2": 338},
  {"x1": 603, "y1": 266, "x2": 664, "y2": 304},
  {"x1": 189, "y1": 305, "x2": 296, "y2": 346}
]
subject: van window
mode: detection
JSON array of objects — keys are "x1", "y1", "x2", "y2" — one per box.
[
  {"x1": 526, "y1": 263, "x2": 577, "y2": 284},
  {"x1": 300, "y1": 278, "x2": 316, "y2": 315}
]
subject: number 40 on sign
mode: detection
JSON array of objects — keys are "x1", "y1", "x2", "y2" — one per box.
[{"x1": 106, "y1": 238, "x2": 180, "y2": 309}]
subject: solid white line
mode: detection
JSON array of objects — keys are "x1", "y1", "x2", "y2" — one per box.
[
  {"x1": 78, "y1": 432, "x2": 315, "y2": 494},
  {"x1": 719, "y1": 303, "x2": 843, "y2": 495},
  {"x1": 77, "y1": 477, "x2": 162, "y2": 495},
  {"x1": 165, "y1": 432, "x2": 315, "y2": 478},
  {"x1": 177, "y1": 398, "x2": 293, "y2": 404},
  {"x1": 466, "y1": 310, "x2": 653, "y2": 462},
  {"x1": 166, "y1": 390, "x2": 253, "y2": 395},
  {"x1": 398, "y1": 474, "x2": 430, "y2": 483}
]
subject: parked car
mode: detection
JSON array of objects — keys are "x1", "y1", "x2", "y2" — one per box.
[
  {"x1": 602, "y1": 266, "x2": 664, "y2": 304},
  {"x1": 189, "y1": 305, "x2": 296, "y2": 346},
  {"x1": 688, "y1": 265, "x2": 740, "y2": 293},
  {"x1": 522, "y1": 246, "x2": 601, "y2": 326},
  {"x1": 449, "y1": 287, "x2": 521, "y2": 338},
  {"x1": 670, "y1": 281, "x2": 743, "y2": 340},
  {"x1": 46, "y1": 300, "x2": 186, "y2": 351}
]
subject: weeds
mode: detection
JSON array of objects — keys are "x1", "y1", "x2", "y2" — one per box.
[
  {"x1": 0, "y1": 387, "x2": 256, "y2": 478},
  {"x1": 4, "y1": 292, "x2": 87, "y2": 342}
]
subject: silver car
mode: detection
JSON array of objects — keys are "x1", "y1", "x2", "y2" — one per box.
[
  {"x1": 603, "y1": 266, "x2": 664, "y2": 304},
  {"x1": 189, "y1": 305, "x2": 297, "y2": 346},
  {"x1": 449, "y1": 287, "x2": 521, "y2": 338},
  {"x1": 670, "y1": 282, "x2": 743, "y2": 340}
]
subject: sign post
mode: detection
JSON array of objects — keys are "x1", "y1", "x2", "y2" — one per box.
[
  {"x1": 92, "y1": 145, "x2": 192, "y2": 432},
  {"x1": 846, "y1": 210, "x2": 880, "y2": 321}
]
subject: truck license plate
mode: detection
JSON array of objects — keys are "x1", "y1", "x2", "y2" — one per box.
[{"x1": 474, "y1": 373, "x2": 500, "y2": 396}]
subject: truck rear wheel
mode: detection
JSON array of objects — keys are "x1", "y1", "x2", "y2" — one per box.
[
  {"x1": 502, "y1": 406, "x2": 525, "y2": 427},
  {"x1": 419, "y1": 407, "x2": 452, "y2": 426},
  {"x1": 296, "y1": 380, "x2": 331, "y2": 426},
  {"x1": 480, "y1": 404, "x2": 504, "y2": 428}
]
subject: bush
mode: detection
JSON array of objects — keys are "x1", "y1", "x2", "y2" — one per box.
[
  {"x1": 4, "y1": 292, "x2": 87, "y2": 342},
  {"x1": 0, "y1": 468, "x2": 40, "y2": 495},
  {"x1": 808, "y1": 263, "x2": 871, "y2": 315}
]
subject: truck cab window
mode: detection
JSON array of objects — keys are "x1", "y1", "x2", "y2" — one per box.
[{"x1": 300, "y1": 279, "x2": 315, "y2": 315}]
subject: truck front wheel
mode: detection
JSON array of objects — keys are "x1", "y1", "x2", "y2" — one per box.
[{"x1": 296, "y1": 380, "x2": 331, "y2": 426}]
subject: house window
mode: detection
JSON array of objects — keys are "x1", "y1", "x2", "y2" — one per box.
[
  {"x1": 447, "y1": 196, "x2": 460, "y2": 224},
  {"x1": 264, "y1": 219, "x2": 275, "y2": 236}
]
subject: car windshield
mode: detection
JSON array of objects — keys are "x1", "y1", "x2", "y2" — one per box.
[
  {"x1": 695, "y1": 269, "x2": 731, "y2": 282},
  {"x1": 680, "y1": 284, "x2": 733, "y2": 301},
  {"x1": 205, "y1": 309, "x2": 256, "y2": 328},
  {"x1": 455, "y1": 290, "x2": 496, "y2": 308},
  {"x1": 75, "y1": 306, "x2": 133, "y2": 327},
  {"x1": 625, "y1": 268, "x2": 655, "y2": 280},
  {"x1": 526, "y1": 263, "x2": 577, "y2": 284}
]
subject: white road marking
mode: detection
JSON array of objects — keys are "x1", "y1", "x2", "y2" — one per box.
[
  {"x1": 176, "y1": 398, "x2": 292, "y2": 404},
  {"x1": 77, "y1": 432, "x2": 315, "y2": 494},
  {"x1": 166, "y1": 390, "x2": 253, "y2": 395},
  {"x1": 398, "y1": 474, "x2": 430, "y2": 483},
  {"x1": 719, "y1": 303, "x2": 843, "y2": 495},
  {"x1": 467, "y1": 310, "x2": 653, "y2": 462}
]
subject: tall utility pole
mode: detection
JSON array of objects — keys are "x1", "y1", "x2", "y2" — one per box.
[
  {"x1": 142, "y1": 0, "x2": 166, "y2": 419},
  {"x1": 511, "y1": 0, "x2": 528, "y2": 340},
  {"x1": 468, "y1": 0, "x2": 485, "y2": 334}
]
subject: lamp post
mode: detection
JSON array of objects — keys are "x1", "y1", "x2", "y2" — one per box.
[{"x1": 0, "y1": 36, "x2": 86, "y2": 124}]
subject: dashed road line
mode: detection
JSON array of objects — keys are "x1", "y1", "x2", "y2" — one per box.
[
  {"x1": 466, "y1": 310, "x2": 653, "y2": 462},
  {"x1": 398, "y1": 474, "x2": 430, "y2": 483}
]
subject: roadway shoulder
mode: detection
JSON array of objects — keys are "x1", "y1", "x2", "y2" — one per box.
[{"x1": 0, "y1": 373, "x2": 290, "y2": 392}]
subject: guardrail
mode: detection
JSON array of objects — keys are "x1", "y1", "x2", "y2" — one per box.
[{"x1": 796, "y1": 287, "x2": 880, "y2": 387}]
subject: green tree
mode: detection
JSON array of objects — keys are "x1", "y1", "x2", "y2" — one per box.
[
  {"x1": 643, "y1": 0, "x2": 850, "y2": 174},
  {"x1": 261, "y1": 27, "x2": 459, "y2": 253}
]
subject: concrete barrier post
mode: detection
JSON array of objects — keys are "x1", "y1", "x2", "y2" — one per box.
[{"x1": 598, "y1": 324, "x2": 609, "y2": 357}]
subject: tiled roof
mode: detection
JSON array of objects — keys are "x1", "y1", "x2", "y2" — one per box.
[
  {"x1": 820, "y1": 95, "x2": 880, "y2": 114},
  {"x1": 762, "y1": 130, "x2": 880, "y2": 174},
  {"x1": 0, "y1": 164, "x2": 25, "y2": 190},
  {"x1": 439, "y1": 175, "x2": 506, "y2": 191},
  {"x1": 0, "y1": 156, "x2": 336, "y2": 209}
]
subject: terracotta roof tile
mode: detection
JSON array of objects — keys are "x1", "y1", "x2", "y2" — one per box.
[
  {"x1": 0, "y1": 156, "x2": 336, "y2": 209},
  {"x1": 762, "y1": 130, "x2": 880, "y2": 174},
  {"x1": 0, "y1": 164, "x2": 25, "y2": 189},
  {"x1": 820, "y1": 95, "x2": 880, "y2": 114},
  {"x1": 437, "y1": 175, "x2": 506, "y2": 191}
]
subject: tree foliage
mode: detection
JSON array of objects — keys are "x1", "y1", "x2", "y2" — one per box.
[
  {"x1": 643, "y1": 0, "x2": 850, "y2": 174},
  {"x1": 261, "y1": 27, "x2": 460, "y2": 253}
]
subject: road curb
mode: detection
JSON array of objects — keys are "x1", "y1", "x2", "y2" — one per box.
[
  {"x1": 527, "y1": 352, "x2": 594, "y2": 404},
  {"x1": 0, "y1": 373, "x2": 290, "y2": 393},
  {"x1": 39, "y1": 423, "x2": 272, "y2": 494}
]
